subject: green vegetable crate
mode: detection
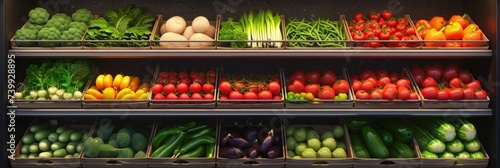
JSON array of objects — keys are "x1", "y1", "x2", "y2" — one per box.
[
  {"x1": 11, "y1": 117, "x2": 96, "y2": 168},
  {"x1": 147, "y1": 117, "x2": 218, "y2": 168},
  {"x1": 150, "y1": 15, "x2": 218, "y2": 50},
  {"x1": 283, "y1": 67, "x2": 354, "y2": 109},
  {"x1": 80, "y1": 117, "x2": 155, "y2": 168},
  {"x1": 284, "y1": 15, "x2": 351, "y2": 49},
  {"x1": 217, "y1": 116, "x2": 285, "y2": 168},
  {"x1": 284, "y1": 117, "x2": 353, "y2": 168}
]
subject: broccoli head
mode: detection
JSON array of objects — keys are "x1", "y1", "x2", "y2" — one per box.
[
  {"x1": 45, "y1": 17, "x2": 70, "y2": 32},
  {"x1": 37, "y1": 27, "x2": 61, "y2": 47},
  {"x1": 15, "y1": 28, "x2": 37, "y2": 46},
  {"x1": 69, "y1": 21, "x2": 88, "y2": 33},
  {"x1": 25, "y1": 22, "x2": 45, "y2": 34},
  {"x1": 52, "y1": 13, "x2": 73, "y2": 22},
  {"x1": 72, "y1": 8, "x2": 93, "y2": 25},
  {"x1": 28, "y1": 7, "x2": 50, "y2": 25},
  {"x1": 61, "y1": 28, "x2": 84, "y2": 47}
]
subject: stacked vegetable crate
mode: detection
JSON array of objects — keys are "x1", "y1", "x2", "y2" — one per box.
[
  {"x1": 80, "y1": 117, "x2": 155, "y2": 168},
  {"x1": 11, "y1": 117, "x2": 96, "y2": 168}
]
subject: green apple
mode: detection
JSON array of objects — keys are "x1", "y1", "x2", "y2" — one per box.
[
  {"x1": 307, "y1": 130, "x2": 320, "y2": 140},
  {"x1": 336, "y1": 141, "x2": 347, "y2": 151},
  {"x1": 317, "y1": 147, "x2": 332, "y2": 158},
  {"x1": 321, "y1": 131, "x2": 334, "y2": 141},
  {"x1": 307, "y1": 138, "x2": 321, "y2": 151},
  {"x1": 332, "y1": 148, "x2": 348, "y2": 158},
  {"x1": 295, "y1": 143, "x2": 308, "y2": 156},
  {"x1": 287, "y1": 136, "x2": 297, "y2": 150},
  {"x1": 332, "y1": 125, "x2": 344, "y2": 138},
  {"x1": 301, "y1": 148, "x2": 317, "y2": 158},
  {"x1": 294, "y1": 128, "x2": 307, "y2": 142},
  {"x1": 286, "y1": 126, "x2": 296, "y2": 137},
  {"x1": 322, "y1": 138, "x2": 337, "y2": 151}
]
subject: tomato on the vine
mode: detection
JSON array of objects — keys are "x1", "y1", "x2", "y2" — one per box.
[
  {"x1": 243, "y1": 91, "x2": 258, "y2": 99},
  {"x1": 268, "y1": 81, "x2": 281, "y2": 96},
  {"x1": 369, "y1": 10, "x2": 381, "y2": 20},
  {"x1": 229, "y1": 91, "x2": 243, "y2": 99},
  {"x1": 258, "y1": 90, "x2": 273, "y2": 99},
  {"x1": 381, "y1": 9, "x2": 393, "y2": 20},
  {"x1": 219, "y1": 81, "x2": 232, "y2": 96}
]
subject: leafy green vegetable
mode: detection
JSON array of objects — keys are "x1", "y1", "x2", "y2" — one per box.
[
  {"x1": 14, "y1": 28, "x2": 37, "y2": 46},
  {"x1": 85, "y1": 4, "x2": 155, "y2": 47},
  {"x1": 218, "y1": 17, "x2": 248, "y2": 48}
]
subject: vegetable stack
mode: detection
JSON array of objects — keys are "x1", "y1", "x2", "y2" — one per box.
[
  {"x1": 407, "y1": 117, "x2": 486, "y2": 159},
  {"x1": 418, "y1": 14, "x2": 486, "y2": 47},
  {"x1": 14, "y1": 7, "x2": 93, "y2": 47},
  {"x1": 151, "y1": 121, "x2": 216, "y2": 158},
  {"x1": 14, "y1": 59, "x2": 94, "y2": 101},
  {"x1": 346, "y1": 117, "x2": 416, "y2": 159}
]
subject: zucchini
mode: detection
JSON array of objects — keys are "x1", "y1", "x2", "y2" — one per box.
[
  {"x1": 445, "y1": 139, "x2": 464, "y2": 153},
  {"x1": 360, "y1": 125, "x2": 389, "y2": 158},
  {"x1": 378, "y1": 119, "x2": 414, "y2": 143},
  {"x1": 58, "y1": 129, "x2": 75, "y2": 143},
  {"x1": 388, "y1": 141, "x2": 414, "y2": 158},
  {"x1": 449, "y1": 118, "x2": 477, "y2": 141},
  {"x1": 376, "y1": 128, "x2": 393, "y2": 146},
  {"x1": 349, "y1": 133, "x2": 370, "y2": 158},
  {"x1": 414, "y1": 118, "x2": 456, "y2": 142},
  {"x1": 34, "y1": 128, "x2": 56, "y2": 141},
  {"x1": 53, "y1": 149, "x2": 67, "y2": 157}
]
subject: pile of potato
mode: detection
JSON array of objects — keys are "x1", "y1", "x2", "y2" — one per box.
[{"x1": 159, "y1": 16, "x2": 216, "y2": 48}]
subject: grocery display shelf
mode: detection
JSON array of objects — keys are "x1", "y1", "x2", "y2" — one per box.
[
  {"x1": 8, "y1": 49, "x2": 492, "y2": 58},
  {"x1": 10, "y1": 108, "x2": 492, "y2": 116}
]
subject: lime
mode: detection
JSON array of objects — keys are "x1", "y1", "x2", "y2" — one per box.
[{"x1": 332, "y1": 125, "x2": 344, "y2": 138}]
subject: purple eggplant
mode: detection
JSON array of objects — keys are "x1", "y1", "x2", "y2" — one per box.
[
  {"x1": 244, "y1": 127, "x2": 258, "y2": 142},
  {"x1": 258, "y1": 127, "x2": 270, "y2": 142},
  {"x1": 227, "y1": 133, "x2": 252, "y2": 149},
  {"x1": 220, "y1": 147, "x2": 243, "y2": 159},
  {"x1": 260, "y1": 129, "x2": 274, "y2": 153},
  {"x1": 266, "y1": 146, "x2": 281, "y2": 159},
  {"x1": 273, "y1": 134, "x2": 281, "y2": 145},
  {"x1": 220, "y1": 136, "x2": 229, "y2": 146},
  {"x1": 248, "y1": 139, "x2": 260, "y2": 159}
]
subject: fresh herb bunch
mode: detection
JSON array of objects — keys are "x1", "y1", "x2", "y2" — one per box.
[
  {"x1": 218, "y1": 17, "x2": 248, "y2": 48},
  {"x1": 85, "y1": 4, "x2": 155, "y2": 47}
]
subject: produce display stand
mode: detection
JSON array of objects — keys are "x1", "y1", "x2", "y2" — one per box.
[
  {"x1": 216, "y1": 116, "x2": 285, "y2": 168},
  {"x1": 11, "y1": 117, "x2": 96, "y2": 168},
  {"x1": 147, "y1": 117, "x2": 217, "y2": 168},
  {"x1": 150, "y1": 15, "x2": 218, "y2": 50},
  {"x1": 284, "y1": 117, "x2": 353, "y2": 168},
  {"x1": 80, "y1": 117, "x2": 155, "y2": 168}
]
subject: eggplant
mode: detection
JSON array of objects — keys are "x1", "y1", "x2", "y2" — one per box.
[
  {"x1": 244, "y1": 127, "x2": 258, "y2": 142},
  {"x1": 227, "y1": 133, "x2": 252, "y2": 149},
  {"x1": 258, "y1": 127, "x2": 271, "y2": 142},
  {"x1": 248, "y1": 139, "x2": 260, "y2": 159},
  {"x1": 260, "y1": 129, "x2": 275, "y2": 153},
  {"x1": 266, "y1": 146, "x2": 281, "y2": 159},
  {"x1": 273, "y1": 134, "x2": 281, "y2": 145},
  {"x1": 220, "y1": 147, "x2": 243, "y2": 159},
  {"x1": 220, "y1": 136, "x2": 229, "y2": 146}
]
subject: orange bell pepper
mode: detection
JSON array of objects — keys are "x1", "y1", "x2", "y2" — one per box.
[
  {"x1": 449, "y1": 14, "x2": 469, "y2": 29},
  {"x1": 445, "y1": 42, "x2": 462, "y2": 47},
  {"x1": 424, "y1": 27, "x2": 446, "y2": 47},
  {"x1": 463, "y1": 24, "x2": 480, "y2": 36},
  {"x1": 444, "y1": 22, "x2": 464, "y2": 40},
  {"x1": 415, "y1": 19, "x2": 432, "y2": 37},
  {"x1": 462, "y1": 26, "x2": 483, "y2": 47},
  {"x1": 430, "y1": 16, "x2": 446, "y2": 30}
]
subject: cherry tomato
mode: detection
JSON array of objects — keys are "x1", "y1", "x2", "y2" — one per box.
[
  {"x1": 462, "y1": 87, "x2": 476, "y2": 99},
  {"x1": 355, "y1": 90, "x2": 370, "y2": 100},
  {"x1": 387, "y1": 18, "x2": 397, "y2": 27},
  {"x1": 219, "y1": 81, "x2": 232, "y2": 96},
  {"x1": 306, "y1": 70, "x2": 321, "y2": 84},
  {"x1": 268, "y1": 81, "x2": 281, "y2": 96},
  {"x1": 449, "y1": 78, "x2": 463, "y2": 88},
  {"x1": 229, "y1": 91, "x2": 243, "y2": 99},
  {"x1": 421, "y1": 86, "x2": 438, "y2": 99},
  {"x1": 466, "y1": 80, "x2": 481, "y2": 90},
  {"x1": 369, "y1": 10, "x2": 381, "y2": 20},
  {"x1": 381, "y1": 9, "x2": 393, "y2": 20},
  {"x1": 475, "y1": 90, "x2": 487, "y2": 100},
  {"x1": 354, "y1": 12, "x2": 364, "y2": 21},
  {"x1": 151, "y1": 84, "x2": 164, "y2": 95},
  {"x1": 370, "y1": 90, "x2": 383, "y2": 99},
  {"x1": 305, "y1": 84, "x2": 320, "y2": 98},
  {"x1": 163, "y1": 84, "x2": 176, "y2": 94},
  {"x1": 449, "y1": 88, "x2": 464, "y2": 100},
  {"x1": 258, "y1": 90, "x2": 273, "y2": 99},
  {"x1": 458, "y1": 71, "x2": 473, "y2": 83},
  {"x1": 422, "y1": 77, "x2": 438, "y2": 88}
]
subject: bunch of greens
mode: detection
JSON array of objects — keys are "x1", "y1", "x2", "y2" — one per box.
[
  {"x1": 218, "y1": 18, "x2": 248, "y2": 48},
  {"x1": 19, "y1": 59, "x2": 94, "y2": 100},
  {"x1": 85, "y1": 4, "x2": 156, "y2": 47},
  {"x1": 240, "y1": 10, "x2": 282, "y2": 48}
]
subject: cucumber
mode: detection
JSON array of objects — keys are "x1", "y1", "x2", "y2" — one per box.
[
  {"x1": 53, "y1": 149, "x2": 67, "y2": 157},
  {"x1": 48, "y1": 133, "x2": 59, "y2": 143},
  {"x1": 38, "y1": 151, "x2": 53, "y2": 158},
  {"x1": 414, "y1": 118, "x2": 456, "y2": 142},
  {"x1": 56, "y1": 126, "x2": 69, "y2": 134},
  {"x1": 361, "y1": 125, "x2": 389, "y2": 158},
  {"x1": 22, "y1": 134, "x2": 35, "y2": 145},
  {"x1": 30, "y1": 122, "x2": 50, "y2": 133},
  {"x1": 51, "y1": 142, "x2": 67, "y2": 151},
  {"x1": 70, "y1": 131, "x2": 83, "y2": 142},
  {"x1": 388, "y1": 141, "x2": 414, "y2": 158},
  {"x1": 34, "y1": 128, "x2": 56, "y2": 141},
  {"x1": 38, "y1": 139, "x2": 52, "y2": 152},
  {"x1": 58, "y1": 129, "x2": 75, "y2": 143},
  {"x1": 346, "y1": 117, "x2": 371, "y2": 133},
  {"x1": 376, "y1": 128, "x2": 394, "y2": 146},
  {"x1": 21, "y1": 145, "x2": 30, "y2": 154},
  {"x1": 349, "y1": 133, "x2": 370, "y2": 158},
  {"x1": 66, "y1": 142, "x2": 79, "y2": 154},
  {"x1": 378, "y1": 119, "x2": 415, "y2": 143}
]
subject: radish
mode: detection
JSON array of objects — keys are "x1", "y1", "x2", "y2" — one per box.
[
  {"x1": 51, "y1": 95, "x2": 60, "y2": 100},
  {"x1": 73, "y1": 91, "x2": 83, "y2": 99},
  {"x1": 30, "y1": 91, "x2": 38, "y2": 98},
  {"x1": 56, "y1": 89, "x2": 65, "y2": 97},
  {"x1": 38, "y1": 90, "x2": 48, "y2": 98},
  {"x1": 63, "y1": 93, "x2": 73, "y2": 100},
  {"x1": 14, "y1": 92, "x2": 23, "y2": 99},
  {"x1": 48, "y1": 87, "x2": 57, "y2": 94}
]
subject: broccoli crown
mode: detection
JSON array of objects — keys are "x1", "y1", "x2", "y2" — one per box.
[
  {"x1": 28, "y1": 7, "x2": 50, "y2": 25},
  {"x1": 61, "y1": 28, "x2": 84, "y2": 46},
  {"x1": 15, "y1": 28, "x2": 37, "y2": 47},
  {"x1": 69, "y1": 21, "x2": 88, "y2": 33},
  {"x1": 72, "y1": 8, "x2": 93, "y2": 25},
  {"x1": 25, "y1": 23, "x2": 45, "y2": 35},
  {"x1": 37, "y1": 27, "x2": 61, "y2": 47},
  {"x1": 52, "y1": 13, "x2": 73, "y2": 22},
  {"x1": 45, "y1": 17, "x2": 71, "y2": 32}
]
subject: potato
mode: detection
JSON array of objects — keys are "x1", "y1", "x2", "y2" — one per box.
[
  {"x1": 189, "y1": 33, "x2": 213, "y2": 48},
  {"x1": 165, "y1": 16, "x2": 186, "y2": 34},
  {"x1": 183, "y1": 26, "x2": 195, "y2": 39},
  {"x1": 204, "y1": 25, "x2": 216, "y2": 39},
  {"x1": 192, "y1": 16, "x2": 210, "y2": 33},
  {"x1": 160, "y1": 22, "x2": 168, "y2": 35},
  {"x1": 160, "y1": 32, "x2": 188, "y2": 48}
]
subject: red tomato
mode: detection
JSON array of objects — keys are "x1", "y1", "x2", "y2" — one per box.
[
  {"x1": 370, "y1": 90, "x2": 383, "y2": 99},
  {"x1": 449, "y1": 78, "x2": 463, "y2": 88},
  {"x1": 197, "y1": 71, "x2": 207, "y2": 79},
  {"x1": 411, "y1": 71, "x2": 425, "y2": 87},
  {"x1": 176, "y1": 83, "x2": 189, "y2": 94},
  {"x1": 421, "y1": 86, "x2": 438, "y2": 99},
  {"x1": 258, "y1": 91, "x2": 273, "y2": 99},
  {"x1": 376, "y1": 69, "x2": 389, "y2": 78},
  {"x1": 443, "y1": 66, "x2": 458, "y2": 81},
  {"x1": 268, "y1": 81, "x2": 281, "y2": 96},
  {"x1": 157, "y1": 77, "x2": 166, "y2": 85},
  {"x1": 458, "y1": 71, "x2": 473, "y2": 84},
  {"x1": 159, "y1": 72, "x2": 169, "y2": 78},
  {"x1": 234, "y1": 82, "x2": 245, "y2": 93},
  {"x1": 382, "y1": 87, "x2": 397, "y2": 100},
  {"x1": 151, "y1": 84, "x2": 164, "y2": 95},
  {"x1": 202, "y1": 83, "x2": 215, "y2": 94},
  {"x1": 191, "y1": 93, "x2": 203, "y2": 100},
  {"x1": 219, "y1": 81, "x2": 232, "y2": 96},
  {"x1": 384, "y1": 83, "x2": 397, "y2": 89},
  {"x1": 189, "y1": 71, "x2": 199, "y2": 79},
  {"x1": 449, "y1": 88, "x2": 464, "y2": 100},
  {"x1": 153, "y1": 93, "x2": 165, "y2": 100},
  {"x1": 361, "y1": 80, "x2": 376, "y2": 92},
  {"x1": 381, "y1": 9, "x2": 393, "y2": 20},
  {"x1": 305, "y1": 84, "x2": 320, "y2": 98},
  {"x1": 410, "y1": 92, "x2": 419, "y2": 99},
  {"x1": 462, "y1": 88, "x2": 475, "y2": 99},
  {"x1": 320, "y1": 70, "x2": 337, "y2": 85},
  {"x1": 389, "y1": 72, "x2": 399, "y2": 83},
  {"x1": 333, "y1": 80, "x2": 350, "y2": 94},
  {"x1": 203, "y1": 93, "x2": 214, "y2": 100},
  {"x1": 177, "y1": 71, "x2": 188, "y2": 79},
  {"x1": 191, "y1": 76, "x2": 204, "y2": 84},
  {"x1": 205, "y1": 77, "x2": 216, "y2": 84},
  {"x1": 352, "y1": 80, "x2": 362, "y2": 92},
  {"x1": 243, "y1": 91, "x2": 258, "y2": 99},
  {"x1": 360, "y1": 70, "x2": 376, "y2": 80},
  {"x1": 397, "y1": 87, "x2": 411, "y2": 100},
  {"x1": 166, "y1": 93, "x2": 178, "y2": 99},
  {"x1": 396, "y1": 79, "x2": 411, "y2": 88},
  {"x1": 163, "y1": 84, "x2": 176, "y2": 94},
  {"x1": 287, "y1": 80, "x2": 305, "y2": 93},
  {"x1": 167, "y1": 77, "x2": 178, "y2": 85},
  {"x1": 289, "y1": 71, "x2": 306, "y2": 84},
  {"x1": 354, "y1": 12, "x2": 364, "y2": 21},
  {"x1": 466, "y1": 80, "x2": 481, "y2": 90},
  {"x1": 475, "y1": 90, "x2": 487, "y2": 100},
  {"x1": 369, "y1": 10, "x2": 381, "y2": 20},
  {"x1": 411, "y1": 66, "x2": 423, "y2": 74},
  {"x1": 319, "y1": 87, "x2": 335, "y2": 99},
  {"x1": 189, "y1": 82, "x2": 202, "y2": 93},
  {"x1": 436, "y1": 90, "x2": 449, "y2": 100},
  {"x1": 273, "y1": 95, "x2": 282, "y2": 100},
  {"x1": 167, "y1": 72, "x2": 177, "y2": 78},
  {"x1": 426, "y1": 67, "x2": 442, "y2": 80},
  {"x1": 247, "y1": 83, "x2": 259, "y2": 94},
  {"x1": 377, "y1": 77, "x2": 391, "y2": 87},
  {"x1": 219, "y1": 95, "x2": 228, "y2": 100},
  {"x1": 229, "y1": 91, "x2": 243, "y2": 99},
  {"x1": 355, "y1": 90, "x2": 370, "y2": 100},
  {"x1": 179, "y1": 93, "x2": 191, "y2": 100},
  {"x1": 206, "y1": 70, "x2": 216, "y2": 78},
  {"x1": 180, "y1": 78, "x2": 192, "y2": 85},
  {"x1": 272, "y1": 77, "x2": 281, "y2": 84},
  {"x1": 422, "y1": 77, "x2": 438, "y2": 88},
  {"x1": 306, "y1": 70, "x2": 321, "y2": 84}
]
